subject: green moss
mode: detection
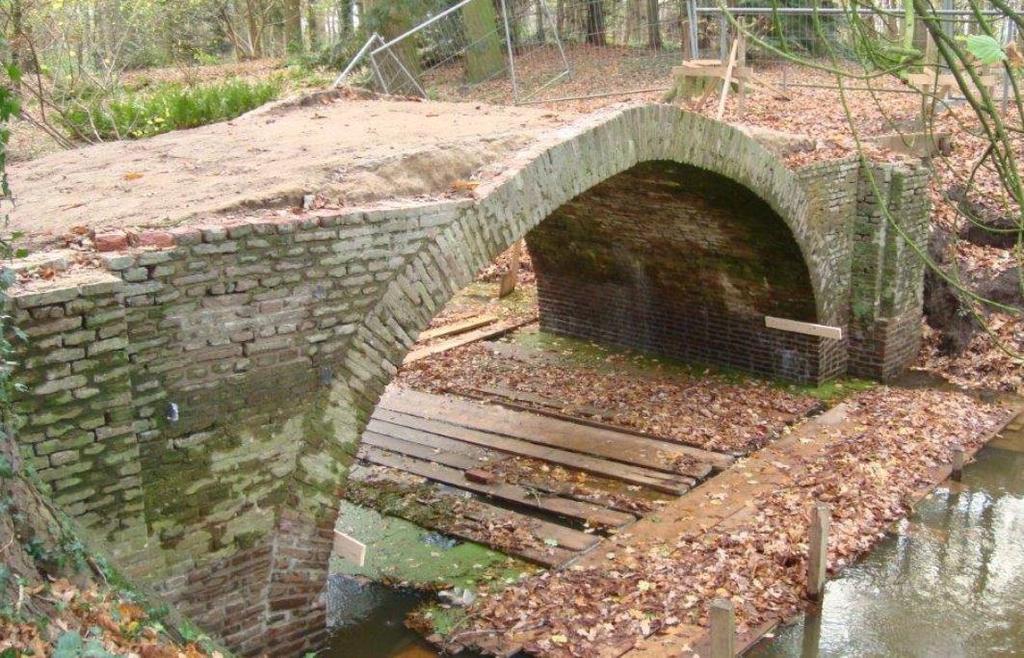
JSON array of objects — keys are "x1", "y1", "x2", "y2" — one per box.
[
  {"x1": 789, "y1": 377, "x2": 877, "y2": 404},
  {"x1": 332, "y1": 501, "x2": 532, "y2": 592},
  {"x1": 233, "y1": 530, "x2": 264, "y2": 550}
]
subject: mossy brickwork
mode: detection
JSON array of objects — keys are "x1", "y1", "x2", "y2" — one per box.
[
  {"x1": 847, "y1": 162, "x2": 932, "y2": 379},
  {"x1": 527, "y1": 160, "x2": 838, "y2": 382},
  {"x1": 8, "y1": 105, "x2": 930, "y2": 656}
]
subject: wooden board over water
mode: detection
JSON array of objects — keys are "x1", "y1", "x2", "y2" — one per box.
[{"x1": 354, "y1": 387, "x2": 731, "y2": 568}]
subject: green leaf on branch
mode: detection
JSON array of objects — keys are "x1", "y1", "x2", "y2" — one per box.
[{"x1": 966, "y1": 34, "x2": 1006, "y2": 65}]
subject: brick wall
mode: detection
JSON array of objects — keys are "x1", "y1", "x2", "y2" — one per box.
[
  {"x1": 848, "y1": 162, "x2": 932, "y2": 379},
  {"x1": 527, "y1": 160, "x2": 846, "y2": 384},
  {"x1": 11, "y1": 272, "x2": 148, "y2": 561}
]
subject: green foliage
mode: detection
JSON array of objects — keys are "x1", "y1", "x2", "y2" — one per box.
[
  {"x1": 965, "y1": 34, "x2": 1006, "y2": 65},
  {"x1": 57, "y1": 77, "x2": 282, "y2": 141},
  {"x1": 53, "y1": 630, "x2": 117, "y2": 658}
]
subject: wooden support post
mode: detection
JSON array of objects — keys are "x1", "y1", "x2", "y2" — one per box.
[
  {"x1": 952, "y1": 445, "x2": 965, "y2": 482},
  {"x1": 498, "y1": 240, "x2": 522, "y2": 298},
  {"x1": 807, "y1": 502, "x2": 829, "y2": 601},
  {"x1": 736, "y1": 34, "x2": 747, "y2": 117},
  {"x1": 710, "y1": 597, "x2": 735, "y2": 658},
  {"x1": 716, "y1": 38, "x2": 739, "y2": 121}
]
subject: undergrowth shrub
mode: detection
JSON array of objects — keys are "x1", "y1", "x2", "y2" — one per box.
[{"x1": 58, "y1": 76, "x2": 283, "y2": 141}]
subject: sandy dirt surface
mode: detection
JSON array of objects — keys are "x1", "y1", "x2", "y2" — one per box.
[{"x1": 9, "y1": 90, "x2": 573, "y2": 248}]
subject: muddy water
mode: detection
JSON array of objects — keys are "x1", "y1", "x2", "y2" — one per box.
[
  {"x1": 749, "y1": 424, "x2": 1024, "y2": 658},
  {"x1": 322, "y1": 576, "x2": 438, "y2": 657}
]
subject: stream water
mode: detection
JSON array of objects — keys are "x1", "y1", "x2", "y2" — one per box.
[
  {"x1": 749, "y1": 424, "x2": 1024, "y2": 657},
  {"x1": 322, "y1": 576, "x2": 437, "y2": 657}
]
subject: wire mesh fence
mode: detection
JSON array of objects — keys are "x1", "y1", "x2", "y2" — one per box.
[{"x1": 334, "y1": 0, "x2": 1019, "y2": 105}]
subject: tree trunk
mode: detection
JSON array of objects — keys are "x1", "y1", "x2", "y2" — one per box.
[
  {"x1": 646, "y1": 0, "x2": 662, "y2": 49},
  {"x1": 244, "y1": 0, "x2": 265, "y2": 58},
  {"x1": 363, "y1": 0, "x2": 422, "y2": 92},
  {"x1": 535, "y1": 0, "x2": 545, "y2": 41},
  {"x1": 285, "y1": 0, "x2": 303, "y2": 54},
  {"x1": 623, "y1": 0, "x2": 641, "y2": 44},
  {"x1": 307, "y1": 1, "x2": 320, "y2": 50},
  {"x1": 463, "y1": 0, "x2": 505, "y2": 82},
  {"x1": 339, "y1": 0, "x2": 352, "y2": 36},
  {"x1": 585, "y1": 0, "x2": 605, "y2": 45}
]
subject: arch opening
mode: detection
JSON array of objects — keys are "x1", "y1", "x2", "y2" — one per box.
[{"x1": 526, "y1": 160, "x2": 836, "y2": 383}]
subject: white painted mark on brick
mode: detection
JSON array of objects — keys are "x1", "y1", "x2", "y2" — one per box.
[{"x1": 765, "y1": 316, "x2": 843, "y2": 340}]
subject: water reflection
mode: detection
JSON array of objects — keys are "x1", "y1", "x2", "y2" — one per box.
[
  {"x1": 749, "y1": 438, "x2": 1024, "y2": 657},
  {"x1": 322, "y1": 575, "x2": 432, "y2": 657}
]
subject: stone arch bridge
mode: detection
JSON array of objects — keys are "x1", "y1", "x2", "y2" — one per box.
[{"x1": 9, "y1": 105, "x2": 929, "y2": 655}]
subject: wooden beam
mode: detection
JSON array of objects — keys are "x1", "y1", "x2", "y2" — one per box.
[
  {"x1": 951, "y1": 445, "x2": 965, "y2": 482},
  {"x1": 710, "y1": 598, "x2": 736, "y2": 658},
  {"x1": 360, "y1": 446, "x2": 636, "y2": 528},
  {"x1": 498, "y1": 241, "x2": 522, "y2": 298},
  {"x1": 403, "y1": 316, "x2": 535, "y2": 364},
  {"x1": 368, "y1": 414, "x2": 694, "y2": 494},
  {"x1": 765, "y1": 316, "x2": 843, "y2": 340},
  {"x1": 716, "y1": 38, "x2": 739, "y2": 121},
  {"x1": 333, "y1": 530, "x2": 367, "y2": 567},
  {"x1": 418, "y1": 314, "x2": 496, "y2": 342}
]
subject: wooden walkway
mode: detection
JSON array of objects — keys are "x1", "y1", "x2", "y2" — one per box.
[{"x1": 352, "y1": 387, "x2": 734, "y2": 568}]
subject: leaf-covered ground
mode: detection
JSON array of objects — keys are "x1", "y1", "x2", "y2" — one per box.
[
  {"x1": 447, "y1": 387, "x2": 1010, "y2": 657},
  {"x1": 399, "y1": 322, "x2": 824, "y2": 455}
]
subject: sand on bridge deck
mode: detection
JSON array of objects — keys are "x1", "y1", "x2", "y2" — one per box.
[{"x1": 9, "y1": 90, "x2": 575, "y2": 248}]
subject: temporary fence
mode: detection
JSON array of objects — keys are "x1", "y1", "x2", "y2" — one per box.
[{"x1": 334, "y1": 0, "x2": 1018, "y2": 106}]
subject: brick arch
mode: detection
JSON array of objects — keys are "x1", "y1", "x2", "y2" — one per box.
[
  {"x1": 341, "y1": 105, "x2": 840, "y2": 414},
  {"x1": 6, "y1": 104, "x2": 932, "y2": 657}
]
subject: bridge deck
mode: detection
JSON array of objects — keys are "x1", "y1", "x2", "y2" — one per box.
[{"x1": 9, "y1": 91, "x2": 572, "y2": 248}]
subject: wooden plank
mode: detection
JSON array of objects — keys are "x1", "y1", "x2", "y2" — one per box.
[
  {"x1": 366, "y1": 422, "x2": 676, "y2": 511},
  {"x1": 418, "y1": 314, "x2": 497, "y2": 342},
  {"x1": 333, "y1": 530, "x2": 367, "y2": 567},
  {"x1": 366, "y1": 420, "x2": 497, "y2": 460},
  {"x1": 351, "y1": 464, "x2": 598, "y2": 557},
  {"x1": 360, "y1": 446, "x2": 635, "y2": 528},
  {"x1": 459, "y1": 503, "x2": 599, "y2": 552},
  {"x1": 361, "y1": 431, "x2": 500, "y2": 470},
  {"x1": 452, "y1": 387, "x2": 740, "y2": 459},
  {"x1": 765, "y1": 315, "x2": 843, "y2": 340},
  {"x1": 402, "y1": 317, "x2": 535, "y2": 364},
  {"x1": 381, "y1": 388, "x2": 732, "y2": 472},
  {"x1": 368, "y1": 415, "x2": 694, "y2": 495},
  {"x1": 468, "y1": 385, "x2": 615, "y2": 420},
  {"x1": 498, "y1": 241, "x2": 522, "y2": 298}
]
